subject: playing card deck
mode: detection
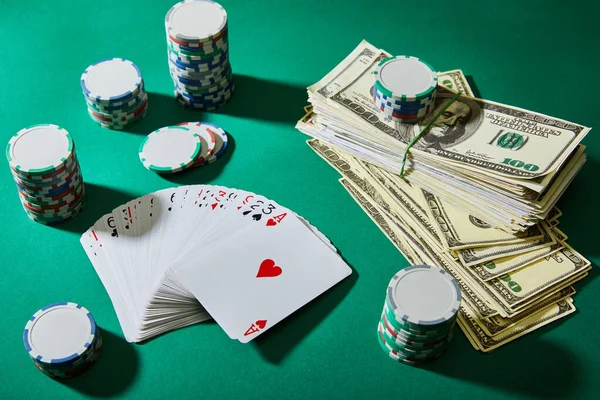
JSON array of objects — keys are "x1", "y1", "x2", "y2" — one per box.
[{"x1": 81, "y1": 185, "x2": 352, "y2": 343}]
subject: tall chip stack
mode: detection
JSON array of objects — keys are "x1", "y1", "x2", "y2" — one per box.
[
  {"x1": 81, "y1": 58, "x2": 148, "y2": 130},
  {"x1": 6, "y1": 124, "x2": 85, "y2": 225},
  {"x1": 373, "y1": 56, "x2": 437, "y2": 123},
  {"x1": 166, "y1": 0, "x2": 234, "y2": 110}
]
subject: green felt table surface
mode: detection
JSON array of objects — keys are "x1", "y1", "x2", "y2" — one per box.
[{"x1": 1, "y1": 0, "x2": 599, "y2": 398}]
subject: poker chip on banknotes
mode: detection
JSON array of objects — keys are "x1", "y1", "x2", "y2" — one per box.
[
  {"x1": 23, "y1": 302, "x2": 102, "y2": 378},
  {"x1": 373, "y1": 56, "x2": 437, "y2": 123}
]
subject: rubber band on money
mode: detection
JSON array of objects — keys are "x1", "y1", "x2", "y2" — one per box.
[{"x1": 399, "y1": 91, "x2": 462, "y2": 178}]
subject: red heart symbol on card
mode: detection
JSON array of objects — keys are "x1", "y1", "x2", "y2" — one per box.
[
  {"x1": 256, "y1": 320, "x2": 267, "y2": 329},
  {"x1": 266, "y1": 218, "x2": 277, "y2": 226},
  {"x1": 256, "y1": 259, "x2": 282, "y2": 278}
]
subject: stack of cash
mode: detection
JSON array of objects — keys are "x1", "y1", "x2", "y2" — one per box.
[{"x1": 296, "y1": 41, "x2": 591, "y2": 352}]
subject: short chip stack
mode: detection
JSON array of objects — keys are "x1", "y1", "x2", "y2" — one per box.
[
  {"x1": 139, "y1": 122, "x2": 228, "y2": 173},
  {"x1": 7, "y1": 124, "x2": 85, "y2": 224},
  {"x1": 166, "y1": 0, "x2": 234, "y2": 110},
  {"x1": 81, "y1": 58, "x2": 148, "y2": 130},
  {"x1": 377, "y1": 265, "x2": 460, "y2": 365},
  {"x1": 23, "y1": 302, "x2": 102, "y2": 379},
  {"x1": 373, "y1": 56, "x2": 437, "y2": 123}
]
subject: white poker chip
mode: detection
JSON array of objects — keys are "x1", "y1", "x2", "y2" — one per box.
[
  {"x1": 374, "y1": 56, "x2": 437, "y2": 101},
  {"x1": 165, "y1": 0, "x2": 228, "y2": 43},
  {"x1": 23, "y1": 302, "x2": 97, "y2": 364},
  {"x1": 7, "y1": 124, "x2": 74, "y2": 175},
  {"x1": 386, "y1": 265, "x2": 460, "y2": 326},
  {"x1": 139, "y1": 126, "x2": 202, "y2": 174},
  {"x1": 80, "y1": 58, "x2": 143, "y2": 102}
]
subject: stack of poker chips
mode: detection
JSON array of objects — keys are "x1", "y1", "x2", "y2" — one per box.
[
  {"x1": 6, "y1": 124, "x2": 85, "y2": 225},
  {"x1": 166, "y1": 0, "x2": 234, "y2": 110},
  {"x1": 373, "y1": 56, "x2": 438, "y2": 123},
  {"x1": 377, "y1": 265, "x2": 460, "y2": 365},
  {"x1": 139, "y1": 122, "x2": 228, "y2": 174},
  {"x1": 81, "y1": 58, "x2": 148, "y2": 130},
  {"x1": 23, "y1": 302, "x2": 103, "y2": 379}
]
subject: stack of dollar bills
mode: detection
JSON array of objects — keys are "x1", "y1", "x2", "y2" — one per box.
[{"x1": 296, "y1": 40, "x2": 591, "y2": 352}]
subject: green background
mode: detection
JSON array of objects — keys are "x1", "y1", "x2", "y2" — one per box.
[{"x1": 1, "y1": 0, "x2": 598, "y2": 398}]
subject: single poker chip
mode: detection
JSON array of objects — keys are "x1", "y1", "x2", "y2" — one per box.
[
  {"x1": 386, "y1": 265, "x2": 461, "y2": 327},
  {"x1": 24, "y1": 302, "x2": 97, "y2": 364},
  {"x1": 373, "y1": 56, "x2": 438, "y2": 101},
  {"x1": 200, "y1": 123, "x2": 227, "y2": 163},
  {"x1": 139, "y1": 126, "x2": 202, "y2": 174},
  {"x1": 165, "y1": 0, "x2": 228, "y2": 44},
  {"x1": 175, "y1": 122, "x2": 217, "y2": 166},
  {"x1": 7, "y1": 125, "x2": 73, "y2": 175},
  {"x1": 80, "y1": 58, "x2": 143, "y2": 102}
]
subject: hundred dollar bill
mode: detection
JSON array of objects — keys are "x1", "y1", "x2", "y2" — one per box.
[
  {"x1": 481, "y1": 286, "x2": 576, "y2": 336},
  {"x1": 547, "y1": 206, "x2": 562, "y2": 222},
  {"x1": 485, "y1": 244, "x2": 590, "y2": 309},
  {"x1": 308, "y1": 40, "x2": 589, "y2": 180},
  {"x1": 455, "y1": 223, "x2": 556, "y2": 267},
  {"x1": 551, "y1": 227, "x2": 568, "y2": 242},
  {"x1": 470, "y1": 243, "x2": 564, "y2": 281},
  {"x1": 458, "y1": 297, "x2": 576, "y2": 352},
  {"x1": 338, "y1": 179, "x2": 421, "y2": 265},
  {"x1": 420, "y1": 188, "x2": 544, "y2": 250},
  {"x1": 339, "y1": 176, "x2": 501, "y2": 318}
]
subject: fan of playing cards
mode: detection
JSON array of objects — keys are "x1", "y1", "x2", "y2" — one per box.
[{"x1": 81, "y1": 185, "x2": 352, "y2": 343}]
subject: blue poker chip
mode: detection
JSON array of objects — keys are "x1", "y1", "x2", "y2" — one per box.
[{"x1": 24, "y1": 302, "x2": 98, "y2": 365}]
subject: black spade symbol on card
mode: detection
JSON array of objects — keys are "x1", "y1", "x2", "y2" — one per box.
[
  {"x1": 252, "y1": 213, "x2": 262, "y2": 221},
  {"x1": 111, "y1": 229, "x2": 118, "y2": 237}
]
